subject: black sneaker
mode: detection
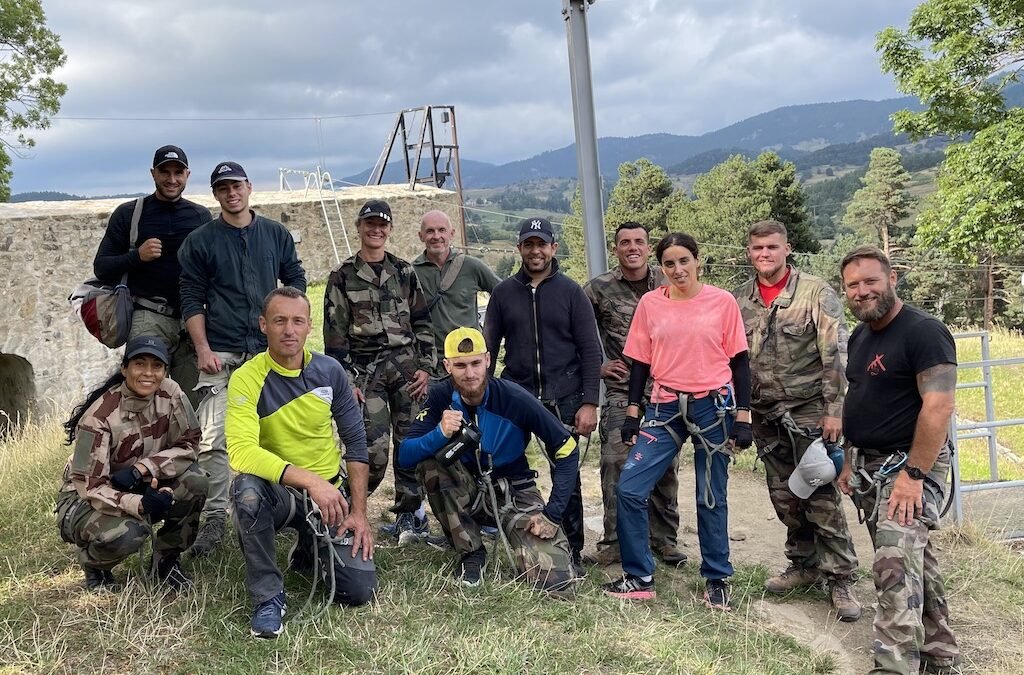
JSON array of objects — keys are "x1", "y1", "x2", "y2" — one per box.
[
  {"x1": 455, "y1": 547, "x2": 487, "y2": 587},
  {"x1": 703, "y1": 578, "x2": 731, "y2": 611},
  {"x1": 155, "y1": 555, "x2": 194, "y2": 593},
  {"x1": 82, "y1": 565, "x2": 119, "y2": 591},
  {"x1": 601, "y1": 574, "x2": 656, "y2": 600}
]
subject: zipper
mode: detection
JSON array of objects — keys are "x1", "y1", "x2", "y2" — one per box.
[{"x1": 530, "y1": 285, "x2": 544, "y2": 399}]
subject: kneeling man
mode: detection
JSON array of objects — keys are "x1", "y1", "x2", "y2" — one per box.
[
  {"x1": 226, "y1": 287, "x2": 377, "y2": 639},
  {"x1": 399, "y1": 328, "x2": 579, "y2": 595}
]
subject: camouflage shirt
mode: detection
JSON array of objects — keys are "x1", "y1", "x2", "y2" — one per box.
[
  {"x1": 60, "y1": 379, "x2": 202, "y2": 519},
  {"x1": 582, "y1": 265, "x2": 664, "y2": 397},
  {"x1": 323, "y1": 251, "x2": 436, "y2": 379},
  {"x1": 733, "y1": 266, "x2": 848, "y2": 419}
]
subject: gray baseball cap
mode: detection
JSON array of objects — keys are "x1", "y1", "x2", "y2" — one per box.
[{"x1": 788, "y1": 438, "x2": 838, "y2": 499}]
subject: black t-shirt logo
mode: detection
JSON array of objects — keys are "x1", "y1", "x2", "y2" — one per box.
[{"x1": 867, "y1": 353, "x2": 886, "y2": 376}]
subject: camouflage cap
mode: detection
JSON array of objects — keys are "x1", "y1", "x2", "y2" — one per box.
[{"x1": 444, "y1": 327, "x2": 487, "y2": 359}]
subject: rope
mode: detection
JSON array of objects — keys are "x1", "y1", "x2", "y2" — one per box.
[
  {"x1": 473, "y1": 450, "x2": 518, "y2": 571},
  {"x1": 284, "y1": 487, "x2": 351, "y2": 623}
]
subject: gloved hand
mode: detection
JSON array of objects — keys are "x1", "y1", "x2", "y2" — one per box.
[
  {"x1": 731, "y1": 421, "x2": 753, "y2": 450},
  {"x1": 109, "y1": 466, "x2": 143, "y2": 492},
  {"x1": 620, "y1": 416, "x2": 641, "y2": 445},
  {"x1": 141, "y1": 486, "x2": 173, "y2": 522}
]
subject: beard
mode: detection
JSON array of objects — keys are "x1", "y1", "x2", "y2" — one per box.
[
  {"x1": 454, "y1": 378, "x2": 486, "y2": 403},
  {"x1": 850, "y1": 284, "x2": 897, "y2": 322}
]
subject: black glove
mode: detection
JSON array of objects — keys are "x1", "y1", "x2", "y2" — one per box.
[
  {"x1": 141, "y1": 487, "x2": 173, "y2": 522},
  {"x1": 620, "y1": 416, "x2": 641, "y2": 444},
  {"x1": 731, "y1": 421, "x2": 753, "y2": 450},
  {"x1": 110, "y1": 466, "x2": 143, "y2": 492}
]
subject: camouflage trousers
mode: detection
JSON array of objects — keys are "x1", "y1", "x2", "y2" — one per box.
[
  {"x1": 598, "y1": 395, "x2": 679, "y2": 551},
  {"x1": 358, "y1": 348, "x2": 422, "y2": 513},
  {"x1": 857, "y1": 445, "x2": 959, "y2": 675},
  {"x1": 417, "y1": 457, "x2": 575, "y2": 595},
  {"x1": 753, "y1": 402, "x2": 858, "y2": 580},
  {"x1": 55, "y1": 462, "x2": 208, "y2": 569}
]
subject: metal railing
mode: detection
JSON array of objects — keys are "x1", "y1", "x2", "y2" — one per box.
[{"x1": 949, "y1": 330, "x2": 1024, "y2": 523}]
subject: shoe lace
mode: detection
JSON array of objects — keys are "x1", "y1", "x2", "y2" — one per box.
[
  {"x1": 831, "y1": 583, "x2": 852, "y2": 601},
  {"x1": 256, "y1": 596, "x2": 283, "y2": 621}
]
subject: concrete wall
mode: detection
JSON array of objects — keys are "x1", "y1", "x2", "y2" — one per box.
[{"x1": 0, "y1": 185, "x2": 461, "y2": 414}]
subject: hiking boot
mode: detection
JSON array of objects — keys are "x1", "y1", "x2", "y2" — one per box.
[
  {"x1": 601, "y1": 574, "x2": 656, "y2": 600},
  {"x1": 582, "y1": 547, "x2": 621, "y2": 566},
  {"x1": 82, "y1": 565, "x2": 118, "y2": 591},
  {"x1": 250, "y1": 591, "x2": 287, "y2": 639},
  {"x1": 921, "y1": 656, "x2": 963, "y2": 674},
  {"x1": 155, "y1": 555, "x2": 194, "y2": 593},
  {"x1": 654, "y1": 544, "x2": 688, "y2": 567},
  {"x1": 189, "y1": 516, "x2": 227, "y2": 557},
  {"x1": 828, "y1": 580, "x2": 862, "y2": 622},
  {"x1": 764, "y1": 565, "x2": 821, "y2": 594},
  {"x1": 395, "y1": 512, "x2": 430, "y2": 546},
  {"x1": 455, "y1": 547, "x2": 487, "y2": 587},
  {"x1": 704, "y1": 579, "x2": 731, "y2": 611}
]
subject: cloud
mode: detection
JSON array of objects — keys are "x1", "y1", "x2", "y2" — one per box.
[{"x1": 8, "y1": 0, "x2": 913, "y2": 195}]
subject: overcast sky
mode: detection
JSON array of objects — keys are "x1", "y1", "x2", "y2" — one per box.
[{"x1": 8, "y1": 0, "x2": 915, "y2": 196}]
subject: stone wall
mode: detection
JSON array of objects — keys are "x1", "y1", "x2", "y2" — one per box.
[{"x1": 0, "y1": 184, "x2": 461, "y2": 416}]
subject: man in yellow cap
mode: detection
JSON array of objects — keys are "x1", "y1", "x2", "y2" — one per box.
[{"x1": 398, "y1": 327, "x2": 579, "y2": 595}]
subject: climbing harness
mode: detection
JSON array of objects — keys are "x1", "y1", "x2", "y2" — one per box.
[
  {"x1": 641, "y1": 385, "x2": 737, "y2": 509},
  {"x1": 847, "y1": 443, "x2": 956, "y2": 524},
  {"x1": 472, "y1": 449, "x2": 524, "y2": 571}
]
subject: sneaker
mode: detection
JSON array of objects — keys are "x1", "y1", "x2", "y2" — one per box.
[
  {"x1": 455, "y1": 547, "x2": 487, "y2": 587},
  {"x1": 425, "y1": 533, "x2": 452, "y2": 551},
  {"x1": 654, "y1": 544, "x2": 688, "y2": 567},
  {"x1": 395, "y1": 512, "x2": 430, "y2": 546},
  {"x1": 250, "y1": 591, "x2": 287, "y2": 639},
  {"x1": 601, "y1": 574, "x2": 656, "y2": 600},
  {"x1": 155, "y1": 555, "x2": 194, "y2": 593},
  {"x1": 480, "y1": 525, "x2": 499, "y2": 538},
  {"x1": 189, "y1": 516, "x2": 226, "y2": 557},
  {"x1": 82, "y1": 565, "x2": 119, "y2": 591},
  {"x1": 582, "y1": 547, "x2": 621, "y2": 566},
  {"x1": 704, "y1": 579, "x2": 731, "y2": 611},
  {"x1": 828, "y1": 580, "x2": 862, "y2": 622},
  {"x1": 571, "y1": 553, "x2": 586, "y2": 580},
  {"x1": 764, "y1": 565, "x2": 820, "y2": 594}
]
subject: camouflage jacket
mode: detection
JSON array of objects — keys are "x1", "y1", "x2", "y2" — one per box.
[
  {"x1": 733, "y1": 266, "x2": 848, "y2": 419},
  {"x1": 60, "y1": 379, "x2": 201, "y2": 519},
  {"x1": 582, "y1": 265, "x2": 664, "y2": 398},
  {"x1": 323, "y1": 251, "x2": 436, "y2": 380}
]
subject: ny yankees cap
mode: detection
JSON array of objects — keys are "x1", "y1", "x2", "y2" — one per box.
[
  {"x1": 788, "y1": 438, "x2": 839, "y2": 499},
  {"x1": 444, "y1": 327, "x2": 487, "y2": 359},
  {"x1": 124, "y1": 335, "x2": 170, "y2": 365},
  {"x1": 517, "y1": 216, "x2": 555, "y2": 244},
  {"x1": 357, "y1": 199, "x2": 392, "y2": 223},
  {"x1": 210, "y1": 161, "x2": 249, "y2": 186},
  {"x1": 153, "y1": 145, "x2": 188, "y2": 169}
]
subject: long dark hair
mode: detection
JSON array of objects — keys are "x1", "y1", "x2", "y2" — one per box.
[{"x1": 64, "y1": 367, "x2": 126, "y2": 446}]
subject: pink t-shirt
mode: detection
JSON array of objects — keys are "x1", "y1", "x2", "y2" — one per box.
[{"x1": 623, "y1": 284, "x2": 749, "y2": 403}]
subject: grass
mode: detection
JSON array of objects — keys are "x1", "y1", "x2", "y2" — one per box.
[{"x1": 0, "y1": 418, "x2": 839, "y2": 674}]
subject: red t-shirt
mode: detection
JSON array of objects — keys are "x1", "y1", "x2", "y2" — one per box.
[
  {"x1": 623, "y1": 284, "x2": 749, "y2": 402},
  {"x1": 758, "y1": 268, "x2": 791, "y2": 305}
]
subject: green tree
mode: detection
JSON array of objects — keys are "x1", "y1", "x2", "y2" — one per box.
[
  {"x1": 0, "y1": 0, "x2": 67, "y2": 201},
  {"x1": 559, "y1": 186, "x2": 588, "y2": 284},
  {"x1": 604, "y1": 158, "x2": 678, "y2": 237},
  {"x1": 842, "y1": 148, "x2": 915, "y2": 257}
]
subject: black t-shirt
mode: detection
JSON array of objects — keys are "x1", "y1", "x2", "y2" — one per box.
[{"x1": 844, "y1": 304, "x2": 956, "y2": 452}]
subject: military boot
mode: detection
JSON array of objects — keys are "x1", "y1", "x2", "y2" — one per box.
[
  {"x1": 764, "y1": 565, "x2": 821, "y2": 594},
  {"x1": 82, "y1": 565, "x2": 118, "y2": 591},
  {"x1": 155, "y1": 554, "x2": 194, "y2": 593},
  {"x1": 828, "y1": 579, "x2": 862, "y2": 622},
  {"x1": 654, "y1": 543, "x2": 688, "y2": 567},
  {"x1": 582, "y1": 547, "x2": 621, "y2": 566},
  {"x1": 189, "y1": 515, "x2": 226, "y2": 557}
]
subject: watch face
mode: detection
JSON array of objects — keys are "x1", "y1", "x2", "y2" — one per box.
[{"x1": 906, "y1": 466, "x2": 926, "y2": 480}]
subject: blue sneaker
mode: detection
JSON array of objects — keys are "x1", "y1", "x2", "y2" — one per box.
[{"x1": 250, "y1": 591, "x2": 287, "y2": 639}]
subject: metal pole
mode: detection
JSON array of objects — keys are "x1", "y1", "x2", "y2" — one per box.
[
  {"x1": 980, "y1": 332, "x2": 1000, "y2": 481},
  {"x1": 563, "y1": 0, "x2": 607, "y2": 279},
  {"x1": 949, "y1": 417, "x2": 963, "y2": 525},
  {"x1": 448, "y1": 106, "x2": 469, "y2": 247}
]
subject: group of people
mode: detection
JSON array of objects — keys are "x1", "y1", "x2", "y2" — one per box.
[{"x1": 54, "y1": 143, "x2": 960, "y2": 673}]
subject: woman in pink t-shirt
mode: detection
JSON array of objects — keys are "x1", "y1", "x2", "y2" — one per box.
[{"x1": 600, "y1": 232, "x2": 752, "y2": 611}]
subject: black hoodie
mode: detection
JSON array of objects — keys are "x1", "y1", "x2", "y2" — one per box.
[{"x1": 483, "y1": 258, "x2": 601, "y2": 406}]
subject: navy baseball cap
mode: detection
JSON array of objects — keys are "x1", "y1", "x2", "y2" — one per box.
[
  {"x1": 153, "y1": 145, "x2": 188, "y2": 169},
  {"x1": 124, "y1": 335, "x2": 170, "y2": 365},
  {"x1": 358, "y1": 199, "x2": 392, "y2": 223},
  {"x1": 518, "y1": 217, "x2": 555, "y2": 244},
  {"x1": 210, "y1": 161, "x2": 249, "y2": 186}
]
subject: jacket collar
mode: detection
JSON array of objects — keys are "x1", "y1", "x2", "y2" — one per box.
[
  {"x1": 611, "y1": 264, "x2": 660, "y2": 289},
  {"x1": 513, "y1": 256, "x2": 561, "y2": 286},
  {"x1": 746, "y1": 264, "x2": 801, "y2": 308},
  {"x1": 413, "y1": 247, "x2": 459, "y2": 267},
  {"x1": 354, "y1": 250, "x2": 398, "y2": 285},
  {"x1": 118, "y1": 381, "x2": 155, "y2": 417}
]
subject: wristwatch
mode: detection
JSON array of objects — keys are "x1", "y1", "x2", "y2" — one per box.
[{"x1": 903, "y1": 465, "x2": 926, "y2": 480}]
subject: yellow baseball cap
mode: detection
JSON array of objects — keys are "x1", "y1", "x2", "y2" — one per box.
[{"x1": 444, "y1": 327, "x2": 487, "y2": 359}]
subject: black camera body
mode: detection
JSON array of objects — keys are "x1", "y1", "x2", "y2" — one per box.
[{"x1": 435, "y1": 418, "x2": 483, "y2": 467}]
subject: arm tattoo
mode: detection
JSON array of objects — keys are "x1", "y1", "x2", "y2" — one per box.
[{"x1": 917, "y1": 363, "x2": 957, "y2": 395}]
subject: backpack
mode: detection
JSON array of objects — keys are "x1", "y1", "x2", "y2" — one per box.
[{"x1": 69, "y1": 197, "x2": 144, "y2": 348}]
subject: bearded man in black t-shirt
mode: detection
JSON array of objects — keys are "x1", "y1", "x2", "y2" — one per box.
[{"x1": 838, "y1": 245, "x2": 960, "y2": 675}]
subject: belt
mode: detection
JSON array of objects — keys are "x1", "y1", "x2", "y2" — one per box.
[{"x1": 134, "y1": 296, "x2": 179, "y2": 319}]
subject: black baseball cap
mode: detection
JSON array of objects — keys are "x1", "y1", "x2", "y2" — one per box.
[
  {"x1": 124, "y1": 335, "x2": 170, "y2": 365},
  {"x1": 210, "y1": 161, "x2": 249, "y2": 186},
  {"x1": 518, "y1": 217, "x2": 555, "y2": 244},
  {"x1": 358, "y1": 199, "x2": 392, "y2": 223},
  {"x1": 153, "y1": 145, "x2": 188, "y2": 169}
]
